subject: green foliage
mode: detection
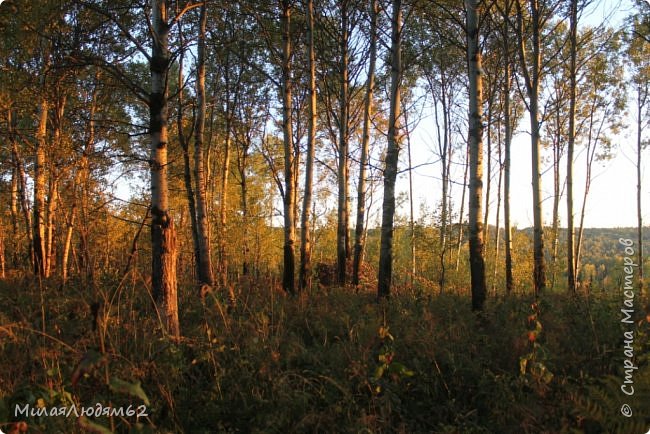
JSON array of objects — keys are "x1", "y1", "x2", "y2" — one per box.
[
  {"x1": 108, "y1": 378, "x2": 150, "y2": 407},
  {"x1": 370, "y1": 325, "x2": 415, "y2": 395},
  {"x1": 570, "y1": 375, "x2": 650, "y2": 434}
]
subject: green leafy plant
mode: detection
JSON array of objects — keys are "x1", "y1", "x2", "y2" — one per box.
[
  {"x1": 570, "y1": 375, "x2": 649, "y2": 434},
  {"x1": 519, "y1": 303, "x2": 554, "y2": 391},
  {"x1": 370, "y1": 325, "x2": 415, "y2": 395}
]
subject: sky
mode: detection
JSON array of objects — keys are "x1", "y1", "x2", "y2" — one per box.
[{"x1": 398, "y1": 0, "x2": 646, "y2": 230}]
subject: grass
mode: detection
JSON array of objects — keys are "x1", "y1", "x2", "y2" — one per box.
[{"x1": 0, "y1": 272, "x2": 649, "y2": 433}]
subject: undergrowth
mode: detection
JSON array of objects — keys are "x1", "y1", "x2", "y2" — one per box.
[{"x1": 0, "y1": 274, "x2": 648, "y2": 433}]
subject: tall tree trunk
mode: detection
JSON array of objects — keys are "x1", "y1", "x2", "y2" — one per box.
[
  {"x1": 11, "y1": 123, "x2": 33, "y2": 269},
  {"x1": 34, "y1": 95, "x2": 48, "y2": 277},
  {"x1": 292, "y1": 144, "x2": 300, "y2": 242},
  {"x1": 45, "y1": 177, "x2": 59, "y2": 278},
  {"x1": 62, "y1": 205, "x2": 75, "y2": 282},
  {"x1": 502, "y1": 0, "x2": 514, "y2": 294},
  {"x1": 0, "y1": 223, "x2": 4, "y2": 278},
  {"x1": 435, "y1": 71, "x2": 451, "y2": 292},
  {"x1": 455, "y1": 143, "x2": 469, "y2": 274},
  {"x1": 483, "y1": 103, "x2": 492, "y2": 247},
  {"x1": 239, "y1": 145, "x2": 250, "y2": 276},
  {"x1": 31, "y1": 54, "x2": 51, "y2": 277},
  {"x1": 177, "y1": 24, "x2": 200, "y2": 284},
  {"x1": 79, "y1": 72, "x2": 99, "y2": 283},
  {"x1": 10, "y1": 158, "x2": 18, "y2": 267},
  {"x1": 220, "y1": 73, "x2": 233, "y2": 288},
  {"x1": 530, "y1": 0, "x2": 545, "y2": 296},
  {"x1": 345, "y1": 169, "x2": 351, "y2": 261},
  {"x1": 516, "y1": 0, "x2": 546, "y2": 296},
  {"x1": 337, "y1": 1, "x2": 350, "y2": 286},
  {"x1": 551, "y1": 110, "x2": 561, "y2": 290},
  {"x1": 566, "y1": 0, "x2": 578, "y2": 293},
  {"x1": 405, "y1": 110, "x2": 416, "y2": 287},
  {"x1": 0, "y1": 225, "x2": 4, "y2": 278},
  {"x1": 575, "y1": 103, "x2": 604, "y2": 285},
  {"x1": 8, "y1": 108, "x2": 25, "y2": 268},
  {"x1": 194, "y1": 2, "x2": 215, "y2": 288},
  {"x1": 492, "y1": 119, "x2": 504, "y2": 294},
  {"x1": 377, "y1": 0, "x2": 402, "y2": 299},
  {"x1": 299, "y1": 0, "x2": 317, "y2": 291},
  {"x1": 442, "y1": 145, "x2": 452, "y2": 287},
  {"x1": 150, "y1": 0, "x2": 179, "y2": 338},
  {"x1": 281, "y1": 0, "x2": 296, "y2": 295},
  {"x1": 46, "y1": 92, "x2": 66, "y2": 278},
  {"x1": 467, "y1": 0, "x2": 487, "y2": 311},
  {"x1": 352, "y1": 0, "x2": 378, "y2": 287}
]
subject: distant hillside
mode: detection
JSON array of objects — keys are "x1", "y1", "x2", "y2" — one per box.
[{"x1": 521, "y1": 227, "x2": 649, "y2": 287}]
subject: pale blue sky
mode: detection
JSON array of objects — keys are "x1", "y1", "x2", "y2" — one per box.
[{"x1": 400, "y1": 0, "x2": 646, "y2": 229}]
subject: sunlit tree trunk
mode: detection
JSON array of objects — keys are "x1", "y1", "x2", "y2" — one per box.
[
  {"x1": 281, "y1": 0, "x2": 296, "y2": 295},
  {"x1": 62, "y1": 205, "x2": 75, "y2": 282},
  {"x1": 337, "y1": 0, "x2": 350, "y2": 286},
  {"x1": 68, "y1": 76, "x2": 97, "y2": 283},
  {"x1": 177, "y1": 23, "x2": 200, "y2": 284},
  {"x1": 31, "y1": 54, "x2": 50, "y2": 277},
  {"x1": 516, "y1": 0, "x2": 546, "y2": 296},
  {"x1": 467, "y1": 0, "x2": 486, "y2": 310},
  {"x1": 551, "y1": 105, "x2": 561, "y2": 290},
  {"x1": 492, "y1": 118, "x2": 503, "y2": 294},
  {"x1": 194, "y1": 2, "x2": 215, "y2": 288},
  {"x1": 45, "y1": 177, "x2": 58, "y2": 278},
  {"x1": 345, "y1": 163, "x2": 351, "y2": 261},
  {"x1": 237, "y1": 139, "x2": 251, "y2": 276},
  {"x1": 150, "y1": 0, "x2": 179, "y2": 338},
  {"x1": 405, "y1": 110, "x2": 416, "y2": 287},
  {"x1": 378, "y1": 0, "x2": 402, "y2": 299},
  {"x1": 455, "y1": 144, "x2": 469, "y2": 274},
  {"x1": 10, "y1": 158, "x2": 18, "y2": 267},
  {"x1": 352, "y1": 0, "x2": 378, "y2": 288},
  {"x1": 575, "y1": 99, "x2": 605, "y2": 285},
  {"x1": 501, "y1": 0, "x2": 514, "y2": 294},
  {"x1": 0, "y1": 221, "x2": 5, "y2": 277},
  {"x1": 566, "y1": 0, "x2": 578, "y2": 293},
  {"x1": 432, "y1": 69, "x2": 452, "y2": 292},
  {"x1": 79, "y1": 72, "x2": 100, "y2": 283},
  {"x1": 46, "y1": 91, "x2": 66, "y2": 278},
  {"x1": 299, "y1": 0, "x2": 317, "y2": 291},
  {"x1": 483, "y1": 101, "x2": 492, "y2": 247},
  {"x1": 0, "y1": 224, "x2": 4, "y2": 278},
  {"x1": 34, "y1": 95, "x2": 48, "y2": 277},
  {"x1": 219, "y1": 69, "x2": 233, "y2": 288}
]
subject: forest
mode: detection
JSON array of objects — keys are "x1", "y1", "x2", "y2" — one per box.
[{"x1": 0, "y1": 0, "x2": 649, "y2": 432}]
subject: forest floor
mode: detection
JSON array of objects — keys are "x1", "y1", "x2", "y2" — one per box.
[{"x1": 0, "y1": 273, "x2": 649, "y2": 433}]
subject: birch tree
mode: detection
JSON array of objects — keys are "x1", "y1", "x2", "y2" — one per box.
[
  {"x1": 281, "y1": 0, "x2": 297, "y2": 295},
  {"x1": 378, "y1": 0, "x2": 402, "y2": 299},
  {"x1": 148, "y1": 0, "x2": 202, "y2": 337},
  {"x1": 299, "y1": 0, "x2": 317, "y2": 291},
  {"x1": 352, "y1": 0, "x2": 379, "y2": 288},
  {"x1": 467, "y1": 0, "x2": 487, "y2": 310},
  {"x1": 514, "y1": 0, "x2": 551, "y2": 296},
  {"x1": 193, "y1": 2, "x2": 215, "y2": 288},
  {"x1": 566, "y1": 0, "x2": 578, "y2": 293}
]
